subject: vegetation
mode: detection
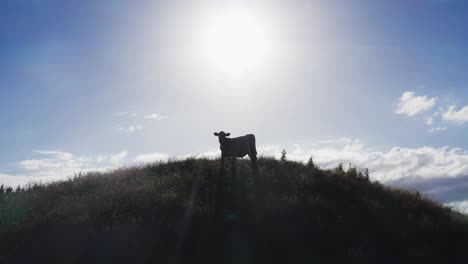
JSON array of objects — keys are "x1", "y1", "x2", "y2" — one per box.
[{"x1": 1, "y1": 156, "x2": 467, "y2": 263}]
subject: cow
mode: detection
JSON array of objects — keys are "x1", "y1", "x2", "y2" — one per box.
[
  {"x1": 213, "y1": 131, "x2": 257, "y2": 163},
  {"x1": 213, "y1": 131, "x2": 262, "y2": 217}
]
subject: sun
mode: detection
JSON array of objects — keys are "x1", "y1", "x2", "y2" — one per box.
[{"x1": 199, "y1": 10, "x2": 271, "y2": 75}]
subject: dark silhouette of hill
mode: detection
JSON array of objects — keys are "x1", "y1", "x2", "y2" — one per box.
[{"x1": 1, "y1": 157, "x2": 468, "y2": 264}]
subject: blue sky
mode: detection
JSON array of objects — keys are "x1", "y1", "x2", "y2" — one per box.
[{"x1": 2, "y1": 0, "x2": 468, "y2": 211}]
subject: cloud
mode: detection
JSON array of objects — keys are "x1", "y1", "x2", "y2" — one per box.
[
  {"x1": 258, "y1": 138, "x2": 370, "y2": 171},
  {"x1": 0, "y1": 173, "x2": 43, "y2": 187},
  {"x1": 119, "y1": 125, "x2": 143, "y2": 133},
  {"x1": 10, "y1": 141, "x2": 468, "y2": 186},
  {"x1": 395, "y1": 91, "x2": 437, "y2": 116},
  {"x1": 19, "y1": 150, "x2": 76, "y2": 171},
  {"x1": 387, "y1": 174, "x2": 468, "y2": 204},
  {"x1": 107, "y1": 151, "x2": 128, "y2": 165},
  {"x1": 3, "y1": 148, "x2": 219, "y2": 187},
  {"x1": 425, "y1": 117, "x2": 433, "y2": 126},
  {"x1": 112, "y1": 111, "x2": 137, "y2": 117},
  {"x1": 175, "y1": 150, "x2": 220, "y2": 160},
  {"x1": 256, "y1": 139, "x2": 468, "y2": 183},
  {"x1": 428, "y1": 126, "x2": 447, "y2": 133},
  {"x1": 257, "y1": 139, "x2": 468, "y2": 212},
  {"x1": 134, "y1": 152, "x2": 170, "y2": 163},
  {"x1": 144, "y1": 113, "x2": 168, "y2": 120},
  {"x1": 5, "y1": 140, "x2": 468, "y2": 213},
  {"x1": 134, "y1": 150, "x2": 220, "y2": 164},
  {"x1": 425, "y1": 115, "x2": 447, "y2": 133},
  {"x1": 447, "y1": 200, "x2": 468, "y2": 214},
  {"x1": 2, "y1": 150, "x2": 129, "y2": 187},
  {"x1": 442, "y1": 105, "x2": 468, "y2": 124}
]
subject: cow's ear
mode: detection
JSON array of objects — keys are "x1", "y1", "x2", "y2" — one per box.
[
  {"x1": 226, "y1": 133, "x2": 231, "y2": 136},
  {"x1": 214, "y1": 132, "x2": 219, "y2": 136}
]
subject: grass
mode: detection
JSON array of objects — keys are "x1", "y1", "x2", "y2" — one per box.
[{"x1": 0, "y1": 157, "x2": 467, "y2": 264}]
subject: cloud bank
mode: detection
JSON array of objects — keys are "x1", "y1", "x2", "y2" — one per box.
[
  {"x1": 5, "y1": 139, "x2": 468, "y2": 186},
  {"x1": 3, "y1": 139, "x2": 468, "y2": 213},
  {"x1": 134, "y1": 152, "x2": 170, "y2": 163},
  {"x1": 0, "y1": 150, "x2": 128, "y2": 187},
  {"x1": 258, "y1": 139, "x2": 468, "y2": 213}
]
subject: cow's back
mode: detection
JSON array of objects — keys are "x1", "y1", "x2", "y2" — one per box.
[{"x1": 225, "y1": 134, "x2": 255, "y2": 157}]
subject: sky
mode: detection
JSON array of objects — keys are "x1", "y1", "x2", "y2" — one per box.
[{"x1": 2, "y1": 0, "x2": 468, "y2": 212}]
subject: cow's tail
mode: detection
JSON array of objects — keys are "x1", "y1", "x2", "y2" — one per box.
[{"x1": 249, "y1": 134, "x2": 257, "y2": 155}]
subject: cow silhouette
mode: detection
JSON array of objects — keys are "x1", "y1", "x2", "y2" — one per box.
[
  {"x1": 213, "y1": 131, "x2": 260, "y2": 218},
  {"x1": 213, "y1": 131, "x2": 257, "y2": 165}
]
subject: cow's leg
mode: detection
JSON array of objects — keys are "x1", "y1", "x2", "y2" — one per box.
[
  {"x1": 220, "y1": 156, "x2": 225, "y2": 174},
  {"x1": 215, "y1": 156, "x2": 225, "y2": 219},
  {"x1": 238, "y1": 157, "x2": 246, "y2": 206},
  {"x1": 249, "y1": 154, "x2": 258, "y2": 172},
  {"x1": 218, "y1": 155, "x2": 225, "y2": 194},
  {"x1": 249, "y1": 154, "x2": 263, "y2": 209},
  {"x1": 248, "y1": 153, "x2": 258, "y2": 196},
  {"x1": 231, "y1": 157, "x2": 238, "y2": 210},
  {"x1": 231, "y1": 157, "x2": 237, "y2": 189}
]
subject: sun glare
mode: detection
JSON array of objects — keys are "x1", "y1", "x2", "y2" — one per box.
[{"x1": 199, "y1": 10, "x2": 271, "y2": 75}]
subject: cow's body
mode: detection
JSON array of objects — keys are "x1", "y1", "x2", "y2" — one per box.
[{"x1": 219, "y1": 134, "x2": 257, "y2": 158}]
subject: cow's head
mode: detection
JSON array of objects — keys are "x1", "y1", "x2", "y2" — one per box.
[{"x1": 214, "y1": 131, "x2": 231, "y2": 144}]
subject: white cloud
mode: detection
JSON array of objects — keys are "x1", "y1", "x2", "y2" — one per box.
[
  {"x1": 256, "y1": 139, "x2": 468, "y2": 213},
  {"x1": 1, "y1": 150, "x2": 129, "y2": 187},
  {"x1": 428, "y1": 126, "x2": 447, "y2": 133},
  {"x1": 0, "y1": 173, "x2": 41, "y2": 187},
  {"x1": 259, "y1": 138, "x2": 368, "y2": 167},
  {"x1": 144, "y1": 113, "x2": 168, "y2": 120},
  {"x1": 442, "y1": 105, "x2": 468, "y2": 124},
  {"x1": 256, "y1": 139, "x2": 468, "y2": 183},
  {"x1": 134, "y1": 153, "x2": 170, "y2": 163},
  {"x1": 425, "y1": 117, "x2": 433, "y2": 126},
  {"x1": 447, "y1": 200, "x2": 468, "y2": 214},
  {"x1": 6, "y1": 140, "x2": 468, "y2": 214},
  {"x1": 2, "y1": 148, "x2": 218, "y2": 187},
  {"x1": 107, "y1": 151, "x2": 128, "y2": 165},
  {"x1": 19, "y1": 150, "x2": 75, "y2": 171},
  {"x1": 134, "y1": 150, "x2": 221, "y2": 164},
  {"x1": 9, "y1": 141, "x2": 468, "y2": 185},
  {"x1": 112, "y1": 111, "x2": 136, "y2": 117},
  {"x1": 395, "y1": 91, "x2": 437, "y2": 116},
  {"x1": 119, "y1": 125, "x2": 143, "y2": 133},
  {"x1": 175, "y1": 150, "x2": 220, "y2": 160}
]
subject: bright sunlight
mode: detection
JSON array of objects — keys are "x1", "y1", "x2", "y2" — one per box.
[{"x1": 198, "y1": 10, "x2": 272, "y2": 75}]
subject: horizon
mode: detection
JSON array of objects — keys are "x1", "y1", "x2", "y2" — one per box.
[{"x1": 2, "y1": 0, "x2": 468, "y2": 213}]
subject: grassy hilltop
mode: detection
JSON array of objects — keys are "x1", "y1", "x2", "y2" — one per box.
[{"x1": 1, "y1": 157, "x2": 468, "y2": 263}]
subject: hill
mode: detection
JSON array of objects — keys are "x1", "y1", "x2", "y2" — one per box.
[{"x1": 1, "y1": 157, "x2": 468, "y2": 263}]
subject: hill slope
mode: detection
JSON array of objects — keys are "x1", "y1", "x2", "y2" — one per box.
[{"x1": 1, "y1": 157, "x2": 468, "y2": 263}]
